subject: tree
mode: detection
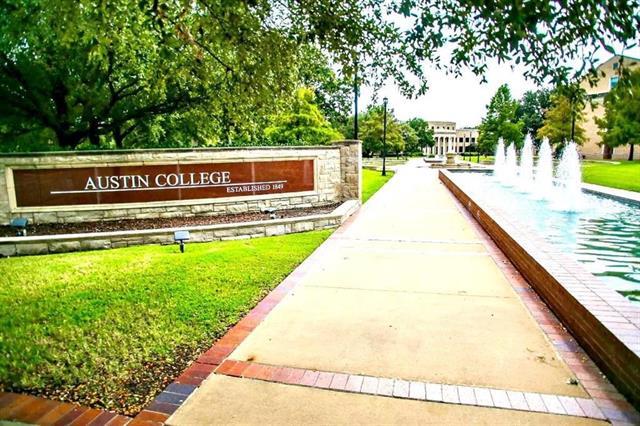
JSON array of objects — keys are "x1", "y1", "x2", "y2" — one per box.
[
  {"x1": 264, "y1": 88, "x2": 343, "y2": 145},
  {"x1": 406, "y1": 118, "x2": 435, "y2": 154},
  {"x1": 597, "y1": 68, "x2": 640, "y2": 161},
  {"x1": 537, "y1": 84, "x2": 586, "y2": 150},
  {"x1": 296, "y1": 47, "x2": 352, "y2": 128},
  {"x1": 0, "y1": 0, "x2": 304, "y2": 150},
  {"x1": 516, "y1": 89, "x2": 551, "y2": 146},
  {"x1": 359, "y1": 106, "x2": 404, "y2": 157},
  {"x1": 398, "y1": 124, "x2": 417, "y2": 157},
  {"x1": 478, "y1": 84, "x2": 524, "y2": 155}
]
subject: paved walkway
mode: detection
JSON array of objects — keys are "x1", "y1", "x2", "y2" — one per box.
[{"x1": 168, "y1": 161, "x2": 607, "y2": 425}]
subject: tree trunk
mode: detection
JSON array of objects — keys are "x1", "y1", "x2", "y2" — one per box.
[
  {"x1": 54, "y1": 128, "x2": 83, "y2": 150},
  {"x1": 629, "y1": 144, "x2": 635, "y2": 161},
  {"x1": 603, "y1": 145, "x2": 613, "y2": 160},
  {"x1": 113, "y1": 126, "x2": 124, "y2": 149}
]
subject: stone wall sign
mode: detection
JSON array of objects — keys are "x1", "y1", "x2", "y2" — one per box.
[{"x1": 12, "y1": 159, "x2": 314, "y2": 207}]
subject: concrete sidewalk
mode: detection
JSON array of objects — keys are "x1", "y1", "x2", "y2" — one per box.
[{"x1": 168, "y1": 161, "x2": 605, "y2": 425}]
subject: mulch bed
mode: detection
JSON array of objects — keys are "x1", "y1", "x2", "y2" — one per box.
[{"x1": 0, "y1": 204, "x2": 340, "y2": 237}]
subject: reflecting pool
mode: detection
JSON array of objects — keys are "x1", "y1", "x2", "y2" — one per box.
[{"x1": 452, "y1": 171, "x2": 640, "y2": 303}]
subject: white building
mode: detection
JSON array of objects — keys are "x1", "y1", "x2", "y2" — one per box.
[{"x1": 424, "y1": 121, "x2": 479, "y2": 156}]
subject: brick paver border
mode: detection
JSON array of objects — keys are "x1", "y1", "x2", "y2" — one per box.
[
  {"x1": 0, "y1": 392, "x2": 132, "y2": 425},
  {"x1": 212, "y1": 360, "x2": 607, "y2": 420},
  {"x1": 130, "y1": 240, "x2": 337, "y2": 424}
]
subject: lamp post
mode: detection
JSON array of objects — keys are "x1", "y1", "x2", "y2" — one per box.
[
  {"x1": 353, "y1": 60, "x2": 359, "y2": 140},
  {"x1": 382, "y1": 97, "x2": 388, "y2": 176}
]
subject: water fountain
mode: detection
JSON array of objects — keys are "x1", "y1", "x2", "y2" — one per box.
[
  {"x1": 449, "y1": 140, "x2": 638, "y2": 303},
  {"x1": 533, "y1": 138, "x2": 554, "y2": 200},
  {"x1": 552, "y1": 141, "x2": 584, "y2": 212},
  {"x1": 518, "y1": 135, "x2": 534, "y2": 192},
  {"x1": 493, "y1": 138, "x2": 506, "y2": 180},
  {"x1": 503, "y1": 143, "x2": 518, "y2": 186}
]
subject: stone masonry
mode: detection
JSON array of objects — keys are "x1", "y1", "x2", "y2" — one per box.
[{"x1": 0, "y1": 143, "x2": 361, "y2": 225}]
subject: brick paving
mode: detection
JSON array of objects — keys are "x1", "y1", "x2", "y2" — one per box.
[{"x1": 210, "y1": 359, "x2": 608, "y2": 419}]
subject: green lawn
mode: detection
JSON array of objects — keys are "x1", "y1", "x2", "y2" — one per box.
[
  {"x1": 466, "y1": 155, "x2": 495, "y2": 164},
  {"x1": 581, "y1": 161, "x2": 640, "y2": 192},
  {"x1": 362, "y1": 168, "x2": 394, "y2": 203},
  {"x1": 361, "y1": 156, "x2": 410, "y2": 170},
  {"x1": 0, "y1": 170, "x2": 394, "y2": 415},
  {"x1": 0, "y1": 231, "x2": 331, "y2": 414}
]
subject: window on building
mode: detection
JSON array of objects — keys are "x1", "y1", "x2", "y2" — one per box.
[
  {"x1": 610, "y1": 76, "x2": 619, "y2": 89},
  {"x1": 471, "y1": 138, "x2": 476, "y2": 143},
  {"x1": 613, "y1": 62, "x2": 619, "y2": 70},
  {"x1": 465, "y1": 137, "x2": 469, "y2": 142}
]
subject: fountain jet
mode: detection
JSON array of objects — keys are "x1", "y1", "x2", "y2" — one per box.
[
  {"x1": 503, "y1": 142, "x2": 518, "y2": 186},
  {"x1": 532, "y1": 138, "x2": 554, "y2": 200},
  {"x1": 518, "y1": 134, "x2": 534, "y2": 192},
  {"x1": 494, "y1": 138, "x2": 506, "y2": 180},
  {"x1": 552, "y1": 141, "x2": 584, "y2": 211}
]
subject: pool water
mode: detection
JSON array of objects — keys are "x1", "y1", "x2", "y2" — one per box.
[{"x1": 453, "y1": 172, "x2": 640, "y2": 303}]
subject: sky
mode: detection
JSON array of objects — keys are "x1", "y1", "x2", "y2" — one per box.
[{"x1": 358, "y1": 46, "x2": 640, "y2": 128}]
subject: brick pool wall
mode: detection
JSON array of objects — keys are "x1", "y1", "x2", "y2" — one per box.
[{"x1": 439, "y1": 169, "x2": 640, "y2": 408}]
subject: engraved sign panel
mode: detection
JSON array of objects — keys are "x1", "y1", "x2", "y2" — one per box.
[{"x1": 12, "y1": 159, "x2": 314, "y2": 207}]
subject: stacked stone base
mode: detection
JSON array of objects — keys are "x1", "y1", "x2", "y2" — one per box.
[{"x1": 0, "y1": 200, "x2": 359, "y2": 257}]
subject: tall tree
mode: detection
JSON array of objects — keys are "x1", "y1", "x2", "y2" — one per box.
[
  {"x1": 596, "y1": 68, "x2": 640, "y2": 161},
  {"x1": 398, "y1": 123, "x2": 417, "y2": 157},
  {"x1": 264, "y1": 88, "x2": 343, "y2": 145},
  {"x1": 296, "y1": 47, "x2": 352, "y2": 128},
  {"x1": 516, "y1": 89, "x2": 551, "y2": 146},
  {"x1": 406, "y1": 118, "x2": 435, "y2": 154},
  {"x1": 478, "y1": 84, "x2": 524, "y2": 154},
  {"x1": 537, "y1": 84, "x2": 586, "y2": 150},
  {"x1": 359, "y1": 106, "x2": 404, "y2": 157}
]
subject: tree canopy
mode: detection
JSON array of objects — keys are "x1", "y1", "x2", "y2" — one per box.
[
  {"x1": 406, "y1": 118, "x2": 435, "y2": 154},
  {"x1": 478, "y1": 84, "x2": 524, "y2": 154},
  {"x1": 1, "y1": 0, "x2": 638, "y2": 150},
  {"x1": 358, "y1": 106, "x2": 405, "y2": 157},
  {"x1": 537, "y1": 84, "x2": 587, "y2": 149},
  {"x1": 597, "y1": 68, "x2": 640, "y2": 161},
  {"x1": 263, "y1": 88, "x2": 343, "y2": 145},
  {"x1": 516, "y1": 89, "x2": 551, "y2": 146}
]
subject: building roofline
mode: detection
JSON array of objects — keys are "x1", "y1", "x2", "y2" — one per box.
[{"x1": 599, "y1": 54, "x2": 640, "y2": 67}]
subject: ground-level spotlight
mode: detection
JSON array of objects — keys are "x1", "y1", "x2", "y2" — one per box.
[
  {"x1": 10, "y1": 217, "x2": 28, "y2": 236},
  {"x1": 174, "y1": 230, "x2": 190, "y2": 253},
  {"x1": 261, "y1": 207, "x2": 277, "y2": 219}
]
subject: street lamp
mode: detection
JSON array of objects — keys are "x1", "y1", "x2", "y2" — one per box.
[
  {"x1": 354, "y1": 60, "x2": 359, "y2": 140},
  {"x1": 382, "y1": 97, "x2": 388, "y2": 176}
]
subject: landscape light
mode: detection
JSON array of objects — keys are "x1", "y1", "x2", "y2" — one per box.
[
  {"x1": 261, "y1": 207, "x2": 277, "y2": 219},
  {"x1": 10, "y1": 217, "x2": 28, "y2": 237},
  {"x1": 174, "y1": 230, "x2": 190, "y2": 253}
]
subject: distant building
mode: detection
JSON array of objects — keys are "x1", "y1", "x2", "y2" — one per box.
[
  {"x1": 579, "y1": 55, "x2": 639, "y2": 160},
  {"x1": 424, "y1": 121, "x2": 479, "y2": 156}
]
